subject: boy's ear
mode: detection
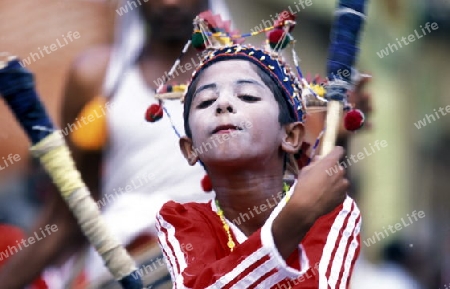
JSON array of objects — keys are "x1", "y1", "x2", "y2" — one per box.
[
  {"x1": 281, "y1": 122, "x2": 305, "y2": 154},
  {"x1": 180, "y1": 136, "x2": 199, "y2": 166}
]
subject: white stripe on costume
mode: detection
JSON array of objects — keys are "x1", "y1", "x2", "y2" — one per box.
[
  {"x1": 318, "y1": 196, "x2": 353, "y2": 289},
  {"x1": 255, "y1": 244, "x2": 309, "y2": 289},
  {"x1": 205, "y1": 248, "x2": 268, "y2": 289},
  {"x1": 231, "y1": 257, "x2": 276, "y2": 289},
  {"x1": 256, "y1": 273, "x2": 285, "y2": 289},
  {"x1": 328, "y1": 202, "x2": 360, "y2": 288},
  {"x1": 339, "y1": 217, "x2": 361, "y2": 289},
  {"x1": 210, "y1": 189, "x2": 311, "y2": 289},
  {"x1": 155, "y1": 217, "x2": 177, "y2": 282},
  {"x1": 156, "y1": 214, "x2": 188, "y2": 285}
]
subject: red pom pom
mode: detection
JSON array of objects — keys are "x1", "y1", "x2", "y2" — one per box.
[
  {"x1": 268, "y1": 28, "x2": 284, "y2": 43},
  {"x1": 275, "y1": 10, "x2": 296, "y2": 31},
  {"x1": 145, "y1": 104, "x2": 163, "y2": 122},
  {"x1": 344, "y1": 109, "x2": 365, "y2": 131},
  {"x1": 201, "y1": 174, "x2": 213, "y2": 192},
  {"x1": 268, "y1": 28, "x2": 290, "y2": 50}
]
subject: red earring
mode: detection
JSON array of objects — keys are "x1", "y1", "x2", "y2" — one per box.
[
  {"x1": 201, "y1": 174, "x2": 213, "y2": 192},
  {"x1": 145, "y1": 103, "x2": 163, "y2": 122}
]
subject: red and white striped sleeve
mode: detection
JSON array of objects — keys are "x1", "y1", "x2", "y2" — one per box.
[
  {"x1": 302, "y1": 196, "x2": 361, "y2": 289},
  {"x1": 156, "y1": 201, "x2": 311, "y2": 289}
]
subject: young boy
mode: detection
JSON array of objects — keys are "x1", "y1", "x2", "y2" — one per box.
[{"x1": 156, "y1": 14, "x2": 361, "y2": 287}]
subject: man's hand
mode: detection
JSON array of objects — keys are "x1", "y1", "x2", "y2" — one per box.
[{"x1": 341, "y1": 73, "x2": 373, "y2": 133}]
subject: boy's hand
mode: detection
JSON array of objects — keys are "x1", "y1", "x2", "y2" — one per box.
[
  {"x1": 290, "y1": 146, "x2": 348, "y2": 224},
  {"x1": 272, "y1": 147, "x2": 349, "y2": 259}
]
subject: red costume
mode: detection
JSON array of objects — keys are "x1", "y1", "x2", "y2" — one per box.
[{"x1": 157, "y1": 196, "x2": 361, "y2": 288}]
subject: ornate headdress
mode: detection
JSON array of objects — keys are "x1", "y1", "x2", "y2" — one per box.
[
  {"x1": 148, "y1": 10, "x2": 330, "y2": 120},
  {"x1": 147, "y1": 8, "x2": 366, "y2": 121}
]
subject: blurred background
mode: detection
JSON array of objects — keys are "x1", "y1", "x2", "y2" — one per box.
[{"x1": 0, "y1": 0, "x2": 449, "y2": 288}]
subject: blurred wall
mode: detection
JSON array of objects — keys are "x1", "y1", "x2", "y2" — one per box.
[
  {"x1": 232, "y1": 0, "x2": 450, "y2": 286},
  {"x1": 0, "y1": 0, "x2": 114, "y2": 180}
]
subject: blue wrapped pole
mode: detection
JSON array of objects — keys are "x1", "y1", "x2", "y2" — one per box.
[
  {"x1": 327, "y1": 0, "x2": 367, "y2": 86},
  {"x1": 0, "y1": 58, "x2": 143, "y2": 289},
  {"x1": 0, "y1": 59, "x2": 54, "y2": 144},
  {"x1": 321, "y1": 0, "x2": 368, "y2": 155}
]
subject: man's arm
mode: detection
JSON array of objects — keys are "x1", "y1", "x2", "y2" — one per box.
[{"x1": 0, "y1": 46, "x2": 110, "y2": 288}]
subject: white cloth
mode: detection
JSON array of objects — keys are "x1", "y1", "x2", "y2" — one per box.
[
  {"x1": 43, "y1": 0, "x2": 231, "y2": 286},
  {"x1": 103, "y1": 0, "x2": 232, "y2": 97},
  {"x1": 42, "y1": 65, "x2": 213, "y2": 288},
  {"x1": 86, "y1": 66, "x2": 212, "y2": 282},
  {"x1": 351, "y1": 256, "x2": 423, "y2": 289}
]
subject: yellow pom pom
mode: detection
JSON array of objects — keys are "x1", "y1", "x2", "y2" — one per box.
[
  {"x1": 310, "y1": 84, "x2": 327, "y2": 98},
  {"x1": 70, "y1": 96, "x2": 108, "y2": 151},
  {"x1": 172, "y1": 84, "x2": 187, "y2": 93}
]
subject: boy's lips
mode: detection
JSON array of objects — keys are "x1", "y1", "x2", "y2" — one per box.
[{"x1": 212, "y1": 124, "x2": 242, "y2": 134}]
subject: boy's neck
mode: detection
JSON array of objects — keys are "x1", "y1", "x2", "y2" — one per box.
[{"x1": 211, "y1": 167, "x2": 285, "y2": 237}]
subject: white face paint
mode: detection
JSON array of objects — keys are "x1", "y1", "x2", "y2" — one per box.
[{"x1": 187, "y1": 60, "x2": 284, "y2": 166}]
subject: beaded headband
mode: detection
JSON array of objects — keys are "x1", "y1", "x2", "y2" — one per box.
[{"x1": 185, "y1": 44, "x2": 306, "y2": 122}]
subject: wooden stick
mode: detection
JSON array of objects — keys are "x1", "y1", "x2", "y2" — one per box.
[{"x1": 320, "y1": 100, "x2": 343, "y2": 156}]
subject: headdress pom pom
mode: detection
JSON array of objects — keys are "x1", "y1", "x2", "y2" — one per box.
[
  {"x1": 201, "y1": 174, "x2": 213, "y2": 192},
  {"x1": 344, "y1": 109, "x2": 365, "y2": 131},
  {"x1": 192, "y1": 32, "x2": 206, "y2": 50},
  {"x1": 145, "y1": 104, "x2": 163, "y2": 122},
  {"x1": 268, "y1": 28, "x2": 290, "y2": 50}
]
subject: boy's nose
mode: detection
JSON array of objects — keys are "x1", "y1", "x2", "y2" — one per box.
[{"x1": 215, "y1": 100, "x2": 235, "y2": 115}]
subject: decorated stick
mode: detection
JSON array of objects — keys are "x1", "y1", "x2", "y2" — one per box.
[
  {"x1": 0, "y1": 58, "x2": 143, "y2": 289},
  {"x1": 321, "y1": 0, "x2": 368, "y2": 155}
]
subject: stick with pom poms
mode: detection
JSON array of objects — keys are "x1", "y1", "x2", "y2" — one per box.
[{"x1": 321, "y1": 0, "x2": 368, "y2": 155}]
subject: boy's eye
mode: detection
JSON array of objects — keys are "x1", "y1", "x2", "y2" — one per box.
[
  {"x1": 196, "y1": 99, "x2": 215, "y2": 109},
  {"x1": 239, "y1": 95, "x2": 260, "y2": 102}
]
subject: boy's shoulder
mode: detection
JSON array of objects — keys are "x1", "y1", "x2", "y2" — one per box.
[
  {"x1": 302, "y1": 196, "x2": 361, "y2": 262},
  {"x1": 309, "y1": 195, "x2": 360, "y2": 236},
  {"x1": 158, "y1": 200, "x2": 215, "y2": 220}
]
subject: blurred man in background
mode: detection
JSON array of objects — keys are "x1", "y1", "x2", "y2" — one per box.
[{"x1": 0, "y1": 0, "x2": 222, "y2": 287}]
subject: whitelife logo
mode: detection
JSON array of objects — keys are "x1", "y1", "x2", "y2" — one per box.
[
  {"x1": 376, "y1": 22, "x2": 439, "y2": 59},
  {"x1": 0, "y1": 224, "x2": 58, "y2": 262},
  {"x1": 363, "y1": 210, "x2": 425, "y2": 247},
  {"x1": 20, "y1": 31, "x2": 81, "y2": 67},
  {"x1": 0, "y1": 153, "x2": 21, "y2": 171}
]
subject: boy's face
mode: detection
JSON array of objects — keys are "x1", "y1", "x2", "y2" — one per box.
[{"x1": 181, "y1": 60, "x2": 285, "y2": 167}]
